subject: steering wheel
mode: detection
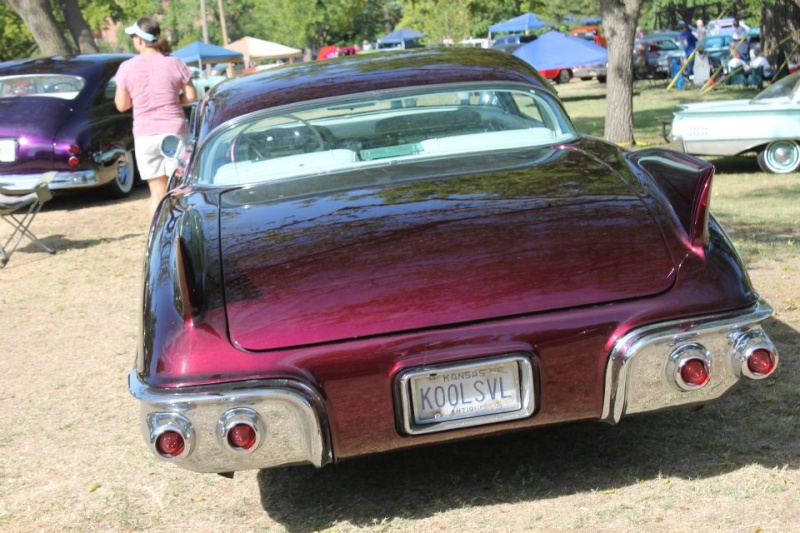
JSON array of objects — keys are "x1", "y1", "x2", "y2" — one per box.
[{"x1": 284, "y1": 113, "x2": 327, "y2": 152}]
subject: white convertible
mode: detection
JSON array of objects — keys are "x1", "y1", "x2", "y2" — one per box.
[{"x1": 669, "y1": 71, "x2": 800, "y2": 173}]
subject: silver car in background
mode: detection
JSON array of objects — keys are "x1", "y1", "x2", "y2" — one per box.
[{"x1": 669, "y1": 71, "x2": 800, "y2": 173}]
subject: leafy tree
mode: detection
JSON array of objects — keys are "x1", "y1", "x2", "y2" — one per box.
[
  {"x1": 4, "y1": 0, "x2": 73, "y2": 55},
  {"x1": 396, "y1": 0, "x2": 473, "y2": 44},
  {"x1": 0, "y1": 3, "x2": 36, "y2": 60}
]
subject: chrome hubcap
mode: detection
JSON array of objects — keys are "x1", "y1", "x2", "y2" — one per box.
[
  {"x1": 117, "y1": 156, "x2": 130, "y2": 186},
  {"x1": 768, "y1": 142, "x2": 799, "y2": 170}
]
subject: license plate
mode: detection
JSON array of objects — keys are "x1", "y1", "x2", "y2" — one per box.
[
  {"x1": 0, "y1": 139, "x2": 16, "y2": 162},
  {"x1": 396, "y1": 354, "x2": 535, "y2": 435}
]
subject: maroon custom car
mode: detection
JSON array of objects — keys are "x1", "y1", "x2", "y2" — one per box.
[
  {"x1": 0, "y1": 54, "x2": 136, "y2": 198},
  {"x1": 131, "y1": 48, "x2": 778, "y2": 476}
]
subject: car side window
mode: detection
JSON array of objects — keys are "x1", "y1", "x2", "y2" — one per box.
[{"x1": 103, "y1": 77, "x2": 117, "y2": 102}]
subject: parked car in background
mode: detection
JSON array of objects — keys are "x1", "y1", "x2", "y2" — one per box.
[
  {"x1": 707, "y1": 18, "x2": 752, "y2": 36},
  {"x1": 573, "y1": 62, "x2": 607, "y2": 82},
  {"x1": 569, "y1": 24, "x2": 607, "y2": 47},
  {"x1": 634, "y1": 34, "x2": 685, "y2": 79},
  {"x1": 669, "y1": 71, "x2": 800, "y2": 173},
  {"x1": 189, "y1": 66, "x2": 227, "y2": 99},
  {"x1": 0, "y1": 54, "x2": 137, "y2": 198},
  {"x1": 490, "y1": 33, "x2": 535, "y2": 52},
  {"x1": 130, "y1": 47, "x2": 778, "y2": 477}
]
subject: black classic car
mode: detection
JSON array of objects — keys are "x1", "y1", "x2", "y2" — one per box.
[{"x1": 0, "y1": 54, "x2": 137, "y2": 198}]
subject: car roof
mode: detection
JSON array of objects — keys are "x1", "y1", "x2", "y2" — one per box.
[
  {"x1": 0, "y1": 54, "x2": 133, "y2": 79},
  {"x1": 198, "y1": 48, "x2": 554, "y2": 138}
]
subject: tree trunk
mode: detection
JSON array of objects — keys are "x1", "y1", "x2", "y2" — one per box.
[
  {"x1": 57, "y1": 0, "x2": 99, "y2": 54},
  {"x1": 598, "y1": 0, "x2": 644, "y2": 145},
  {"x1": 761, "y1": 0, "x2": 800, "y2": 76},
  {"x1": 4, "y1": 0, "x2": 73, "y2": 56}
]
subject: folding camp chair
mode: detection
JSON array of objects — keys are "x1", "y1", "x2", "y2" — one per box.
[{"x1": 1, "y1": 177, "x2": 55, "y2": 267}]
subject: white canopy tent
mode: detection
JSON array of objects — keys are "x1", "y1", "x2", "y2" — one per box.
[{"x1": 225, "y1": 37, "x2": 302, "y2": 64}]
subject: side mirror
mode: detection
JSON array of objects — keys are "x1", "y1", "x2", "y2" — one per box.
[{"x1": 161, "y1": 134, "x2": 183, "y2": 158}]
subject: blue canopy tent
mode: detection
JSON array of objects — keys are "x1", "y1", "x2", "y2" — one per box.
[
  {"x1": 172, "y1": 41, "x2": 243, "y2": 70},
  {"x1": 512, "y1": 30, "x2": 607, "y2": 71},
  {"x1": 377, "y1": 28, "x2": 427, "y2": 49},
  {"x1": 489, "y1": 13, "x2": 548, "y2": 38},
  {"x1": 581, "y1": 17, "x2": 603, "y2": 24}
]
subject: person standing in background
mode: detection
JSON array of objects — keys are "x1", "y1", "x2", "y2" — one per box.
[
  {"x1": 731, "y1": 19, "x2": 749, "y2": 59},
  {"x1": 695, "y1": 19, "x2": 707, "y2": 44},
  {"x1": 114, "y1": 16, "x2": 196, "y2": 219},
  {"x1": 679, "y1": 22, "x2": 698, "y2": 76}
]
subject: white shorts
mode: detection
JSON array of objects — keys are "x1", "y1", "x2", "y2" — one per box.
[{"x1": 134, "y1": 134, "x2": 186, "y2": 180}]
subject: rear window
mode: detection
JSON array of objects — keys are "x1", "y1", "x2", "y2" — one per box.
[
  {"x1": 193, "y1": 87, "x2": 577, "y2": 186},
  {"x1": 0, "y1": 74, "x2": 85, "y2": 100}
]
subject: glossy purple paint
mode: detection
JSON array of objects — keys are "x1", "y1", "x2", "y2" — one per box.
[
  {"x1": 220, "y1": 147, "x2": 675, "y2": 351},
  {"x1": 136, "y1": 49, "x2": 761, "y2": 463}
]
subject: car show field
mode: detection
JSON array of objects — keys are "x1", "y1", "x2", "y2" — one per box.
[{"x1": 1, "y1": 78, "x2": 798, "y2": 532}]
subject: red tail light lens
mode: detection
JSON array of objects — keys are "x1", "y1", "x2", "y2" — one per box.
[
  {"x1": 156, "y1": 430, "x2": 185, "y2": 457},
  {"x1": 680, "y1": 358, "x2": 711, "y2": 387},
  {"x1": 747, "y1": 349, "x2": 776, "y2": 376},
  {"x1": 67, "y1": 156, "x2": 80, "y2": 167},
  {"x1": 68, "y1": 144, "x2": 79, "y2": 154},
  {"x1": 227, "y1": 423, "x2": 257, "y2": 450}
]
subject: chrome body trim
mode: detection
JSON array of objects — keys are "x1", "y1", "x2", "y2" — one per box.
[
  {"x1": 129, "y1": 371, "x2": 331, "y2": 472},
  {"x1": 395, "y1": 353, "x2": 536, "y2": 435},
  {"x1": 680, "y1": 139, "x2": 772, "y2": 156},
  {"x1": 0, "y1": 169, "x2": 102, "y2": 191},
  {"x1": 601, "y1": 300, "x2": 775, "y2": 424}
]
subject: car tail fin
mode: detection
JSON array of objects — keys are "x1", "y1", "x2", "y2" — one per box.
[{"x1": 628, "y1": 149, "x2": 715, "y2": 252}]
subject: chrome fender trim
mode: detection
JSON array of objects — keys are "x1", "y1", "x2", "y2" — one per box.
[
  {"x1": 601, "y1": 300, "x2": 774, "y2": 424},
  {"x1": 129, "y1": 371, "x2": 331, "y2": 472}
]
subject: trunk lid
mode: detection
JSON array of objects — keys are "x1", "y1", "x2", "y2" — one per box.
[
  {"x1": 220, "y1": 147, "x2": 676, "y2": 350},
  {"x1": 0, "y1": 97, "x2": 73, "y2": 166}
]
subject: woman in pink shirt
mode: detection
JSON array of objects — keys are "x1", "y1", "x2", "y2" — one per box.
[{"x1": 114, "y1": 16, "x2": 197, "y2": 218}]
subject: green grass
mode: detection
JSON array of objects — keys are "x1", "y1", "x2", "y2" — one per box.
[{"x1": 559, "y1": 80, "x2": 798, "y2": 263}]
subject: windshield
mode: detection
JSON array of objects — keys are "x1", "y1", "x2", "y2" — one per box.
[
  {"x1": 752, "y1": 72, "x2": 800, "y2": 103},
  {"x1": 0, "y1": 74, "x2": 85, "y2": 100},
  {"x1": 194, "y1": 87, "x2": 577, "y2": 186}
]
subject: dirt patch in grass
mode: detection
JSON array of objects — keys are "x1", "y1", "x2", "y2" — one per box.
[{"x1": 1, "y1": 172, "x2": 798, "y2": 532}]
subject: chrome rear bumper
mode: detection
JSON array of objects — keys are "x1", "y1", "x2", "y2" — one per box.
[
  {"x1": 129, "y1": 373, "x2": 331, "y2": 473},
  {"x1": 0, "y1": 169, "x2": 100, "y2": 191},
  {"x1": 602, "y1": 299, "x2": 777, "y2": 424}
]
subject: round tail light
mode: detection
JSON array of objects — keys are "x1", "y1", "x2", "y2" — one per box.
[
  {"x1": 734, "y1": 330, "x2": 779, "y2": 380},
  {"x1": 680, "y1": 358, "x2": 711, "y2": 388},
  {"x1": 668, "y1": 344, "x2": 712, "y2": 391},
  {"x1": 155, "y1": 430, "x2": 185, "y2": 457},
  {"x1": 67, "y1": 156, "x2": 80, "y2": 167},
  {"x1": 747, "y1": 348, "x2": 776, "y2": 377},
  {"x1": 218, "y1": 408, "x2": 263, "y2": 454},
  {"x1": 227, "y1": 423, "x2": 257, "y2": 450}
]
